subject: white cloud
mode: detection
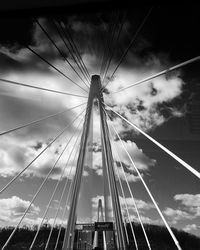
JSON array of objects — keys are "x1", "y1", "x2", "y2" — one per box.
[
  {"x1": 127, "y1": 214, "x2": 162, "y2": 226},
  {"x1": 91, "y1": 132, "x2": 155, "y2": 177},
  {"x1": 174, "y1": 194, "x2": 200, "y2": 216},
  {"x1": 163, "y1": 193, "x2": 200, "y2": 225},
  {"x1": 0, "y1": 134, "x2": 81, "y2": 180},
  {"x1": 0, "y1": 18, "x2": 184, "y2": 185},
  {"x1": 163, "y1": 207, "x2": 195, "y2": 224},
  {"x1": 112, "y1": 140, "x2": 156, "y2": 172},
  {"x1": 0, "y1": 17, "x2": 189, "y2": 232},
  {"x1": 0, "y1": 196, "x2": 40, "y2": 226},
  {"x1": 104, "y1": 58, "x2": 184, "y2": 134},
  {"x1": 120, "y1": 197, "x2": 154, "y2": 212},
  {"x1": 114, "y1": 164, "x2": 140, "y2": 183},
  {"x1": 91, "y1": 137, "x2": 156, "y2": 178},
  {"x1": 183, "y1": 224, "x2": 200, "y2": 234}
]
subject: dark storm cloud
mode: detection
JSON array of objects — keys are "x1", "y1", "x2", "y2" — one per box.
[
  {"x1": 0, "y1": 4, "x2": 199, "y2": 63},
  {"x1": 0, "y1": 48, "x2": 64, "y2": 75},
  {"x1": 0, "y1": 17, "x2": 34, "y2": 47},
  {"x1": 0, "y1": 18, "x2": 83, "y2": 75},
  {"x1": 0, "y1": 5, "x2": 199, "y2": 81}
]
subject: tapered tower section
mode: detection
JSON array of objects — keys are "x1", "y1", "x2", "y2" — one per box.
[{"x1": 63, "y1": 75, "x2": 127, "y2": 250}]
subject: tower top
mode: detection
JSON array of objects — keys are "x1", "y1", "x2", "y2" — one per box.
[{"x1": 90, "y1": 75, "x2": 101, "y2": 98}]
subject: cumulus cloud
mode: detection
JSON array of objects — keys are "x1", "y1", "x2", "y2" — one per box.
[
  {"x1": 174, "y1": 193, "x2": 200, "y2": 216},
  {"x1": 120, "y1": 196, "x2": 154, "y2": 212},
  {"x1": 0, "y1": 16, "x2": 189, "y2": 231},
  {"x1": 104, "y1": 57, "x2": 185, "y2": 134},
  {"x1": 183, "y1": 224, "x2": 200, "y2": 234},
  {"x1": 163, "y1": 208, "x2": 195, "y2": 224},
  {"x1": 0, "y1": 17, "x2": 90, "y2": 181},
  {"x1": 91, "y1": 137, "x2": 156, "y2": 178},
  {"x1": 0, "y1": 133, "x2": 82, "y2": 179},
  {"x1": 0, "y1": 196, "x2": 40, "y2": 226},
  {"x1": 163, "y1": 193, "x2": 200, "y2": 225},
  {"x1": 114, "y1": 164, "x2": 140, "y2": 183},
  {"x1": 0, "y1": 16, "x2": 184, "y2": 182},
  {"x1": 112, "y1": 140, "x2": 156, "y2": 172}
]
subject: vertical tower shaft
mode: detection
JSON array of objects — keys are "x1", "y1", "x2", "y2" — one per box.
[
  {"x1": 63, "y1": 75, "x2": 127, "y2": 250},
  {"x1": 62, "y1": 77, "x2": 97, "y2": 249},
  {"x1": 96, "y1": 75, "x2": 128, "y2": 250}
]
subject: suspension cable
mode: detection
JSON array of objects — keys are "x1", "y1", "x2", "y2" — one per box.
[
  {"x1": 0, "y1": 107, "x2": 86, "y2": 195},
  {"x1": 62, "y1": 97, "x2": 94, "y2": 249},
  {"x1": 26, "y1": 45, "x2": 88, "y2": 93},
  {"x1": 35, "y1": 19, "x2": 89, "y2": 90},
  {"x1": 109, "y1": 56, "x2": 200, "y2": 93},
  {"x1": 66, "y1": 25, "x2": 91, "y2": 80},
  {"x1": 102, "y1": 13, "x2": 126, "y2": 85},
  {"x1": 115, "y1": 160, "x2": 138, "y2": 250},
  {"x1": 111, "y1": 143, "x2": 138, "y2": 248},
  {"x1": 99, "y1": 12, "x2": 116, "y2": 76},
  {"x1": 54, "y1": 150, "x2": 78, "y2": 250},
  {"x1": 57, "y1": 20, "x2": 91, "y2": 80},
  {"x1": 99, "y1": 100, "x2": 127, "y2": 249},
  {"x1": 1, "y1": 112, "x2": 85, "y2": 250},
  {"x1": 104, "y1": 103, "x2": 200, "y2": 179},
  {"x1": 29, "y1": 118, "x2": 83, "y2": 250},
  {"x1": 100, "y1": 11, "x2": 119, "y2": 79},
  {"x1": 107, "y1": 113, "x2": 150, "y2": 250},
  {"x1": 44, "y1": 134, "x2": 81, "y2": 250},
  {"x1": 52, "y1": 19, "x2": 91, "y2": 86},
  {"x1": 104, "y1": 108, "x2": 182, "y2": 250},
  {"x1": 108, "y1": 121, "x2": 149, "y2": 250},
  {"x1": 0, "y1": 102, "x2": 86, "y2": 137},
  {"x1": 0, "y1": 78, "x2": 88, "y2": 98},
  {"x1": 55, "y1": 107, "x2": 90, "y2": 249},
  {"x1": 113, "y1": 155, "x2": 130, "y2": 245},
  {"x1": 102, "y1": 7, "x2": 153, "y2": 91}
]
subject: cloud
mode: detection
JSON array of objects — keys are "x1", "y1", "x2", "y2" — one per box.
[
  {"x1": 0, "y1": 17, "x2": 184, "y2": 184},
  {"x1": 114, "y1": 164, "x2": 140, "y2": 183},
  {"x1": 163, "y1": 193, "x2": 200, "y2": 225},
  {"x1": 0, "y1": 16, "x2": 191, "y2": 232},
  {"x1": 0, "y1": 134, "x2": 81, "y2": 180},
  {"x1": 0, "y1": 196, "x2": 40, "y2": 226},
  {"x1": 163, "y1": 208, "x2": 195, "y2": 224},
  {"x1": 174, "y1": 194, "x2": 200, "y2": 216},
  {"x1": 104, "y1": 56, "x2": 185, "y2": 134},
  {"x1": 183, "y1": 224, "x2": 200, "y2": 234},
  {"x1": 112, "y1": 140, "x2": 156, "y2": 172},
  {"x1": 0, "y1": 17, "x2": 90, "y2": 181},
  {"x1": 118, "y1": 196, "x2": 156, "y2": 225},
  {"x1": 91, "y1": 137, "x2": 156, "y2": 178}
]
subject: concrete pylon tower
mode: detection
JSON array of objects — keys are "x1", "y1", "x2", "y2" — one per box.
[
  {"x1": 98, "y1": 199, "x2": 104, "y2": 222},
  {"x1": 93, "y1": 199, "x2": 107, "y2": 250},
  {"x1": 63, "y1": 75, "x2": 127, "y2": 250}
]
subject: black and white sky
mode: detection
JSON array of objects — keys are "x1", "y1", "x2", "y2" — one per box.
[{"x1": 0, "y1": 2, "x2": 199, "y2": 238}]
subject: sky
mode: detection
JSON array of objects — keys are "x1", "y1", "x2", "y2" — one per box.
[{"x1": 0, "y1": 2, "x2": 199, "y2": 241}]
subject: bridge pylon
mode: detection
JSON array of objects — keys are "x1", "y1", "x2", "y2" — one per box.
[{"x1": 63, "y1": 75, "x2": 128, "y2": 250}]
